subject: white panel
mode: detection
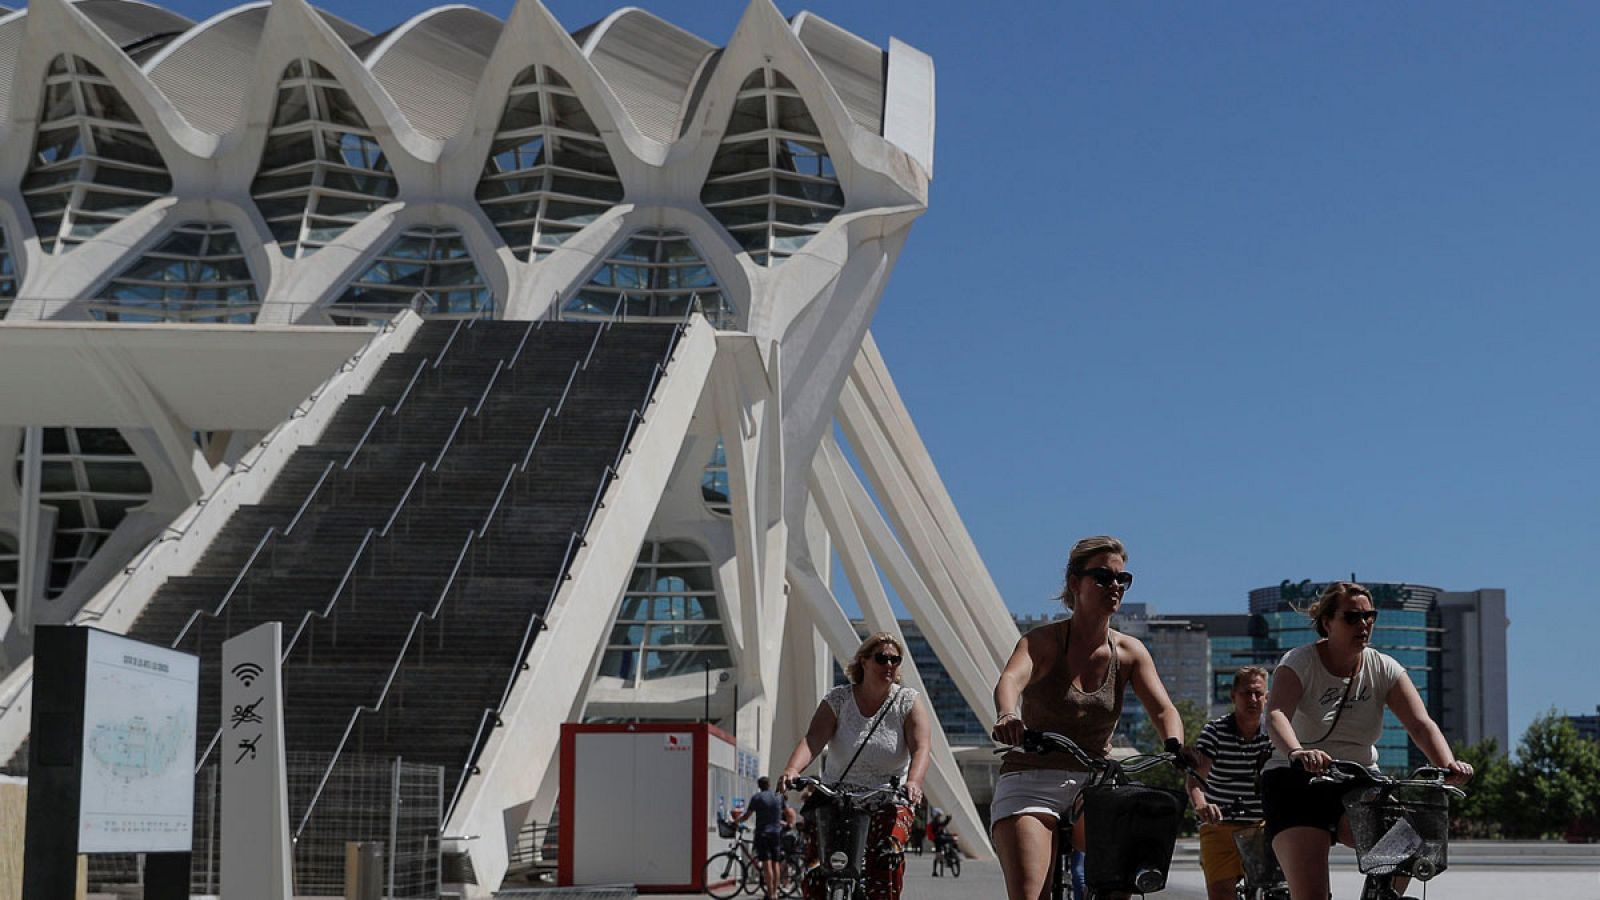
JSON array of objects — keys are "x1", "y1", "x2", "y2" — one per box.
[
  {"x1": 631, "y1": 731, "x2": 696, "y2": 884},
  {"x1": 884, "y1": 37, "x2": 935, "y2": 177},
  {"x1": 571, "y1": 732, "x2": 638, "y2": 884}
]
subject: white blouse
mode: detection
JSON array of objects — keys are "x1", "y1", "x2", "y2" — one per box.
[{"x1": 819, "y1": 683, "x2": 919, "y2": 789}]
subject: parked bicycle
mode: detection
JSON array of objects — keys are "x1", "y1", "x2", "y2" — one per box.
[
  {"x1": 1311, "y1": 761, "x2": 1465, "y2": 900},
  {"x1": 704, "y1": 819, "x2": 801, "y2": 898},
  {"x1": 789, "y1": 775, "x2": 907, "y2": 900},
  {"x1": 997, "y1": 729, "x2": 1193, "y2": 900}
]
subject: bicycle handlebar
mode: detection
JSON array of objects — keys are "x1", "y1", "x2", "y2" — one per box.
[
  {"x1": 1308, "y1": 760, "x2": 1467, "y2": 798},
  {"x1": 996, "y1": 729, "x2": 1197, "y2": 776},
  {"x1": 788, "y1": 775, "x2": 908, "y2": 804}
]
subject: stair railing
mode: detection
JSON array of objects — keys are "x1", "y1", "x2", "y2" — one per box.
[
  {"x1": 381, "y1": 462, "x2": 428, "y2": 537},
  {"x1": 285, "y1": 460, "x2": 336, "y2": 535},
  {"x1": 518, "y1": 409, "x2": 551, "y2": 473},
  {"x1": 478, "y1": 464, "x2": 518, "y2": 539},
  {"x1": 392, "y1": 358, "x2": 429, "y2": 414},
  {"x1": 508, "y1": 320, "x2": 537, "y2": 369},
  {"x1": 580, "y1": 319, "x2": 608, "y2": 370},
  {"x1": 444, "y1": 317, "x2": 700, "y2": 822},
  {"x1": 170, "y1": 526, "x2": 277, "y2": 650},
  {"x1": 294, "y1": 528, "x2": 477, "y2": 841},
  {"x1": 282, "y1": 526, "x2": 378, "y2": 665}
]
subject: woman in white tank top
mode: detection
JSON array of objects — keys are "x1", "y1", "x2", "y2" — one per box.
[{"x1": 779, "y1": 632, "x2": 930, "y2": 900}]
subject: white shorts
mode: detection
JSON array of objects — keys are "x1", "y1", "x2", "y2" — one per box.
[{"x1": 990, "y1": 769, "x2": 1089, "y2": 824}]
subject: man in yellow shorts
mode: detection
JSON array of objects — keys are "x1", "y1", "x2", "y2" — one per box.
[{"x1": 1187, "y1": 667, "x2": 1273, "y2": 900}]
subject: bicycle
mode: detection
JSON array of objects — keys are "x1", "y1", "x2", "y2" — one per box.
[
  {"x1": 789, "y1": 775, "x2": 908, "y2": 900},
  {"x1": 1310, "y1": 760, "x2": 1465, "y2": 900},
  {"x1": 929, "y1": 829, "x2": 961, "y2": 878},
  {"x1": 706, "y1": 819, "x2": 800, "y2": 898},
  {"x1": 1229, "y1": 815, "x2": 1288, "y2": 900},
  {"x1": 997, "y1": 730, "x2": 1193, "y2": 900}
]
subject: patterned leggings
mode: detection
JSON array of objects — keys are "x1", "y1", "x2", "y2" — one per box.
[{"x1": 801, "y1": 803, "x2": 913, "y2": 900}]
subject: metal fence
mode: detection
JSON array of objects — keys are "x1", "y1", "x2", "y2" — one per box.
[{"x1": 88, "y1": 753, "x2": 442, "y2": 898}]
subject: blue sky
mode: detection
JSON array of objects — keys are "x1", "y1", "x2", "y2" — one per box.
[{"x1": 157, "y1": 0, "x2": 1595, "y2": 750}]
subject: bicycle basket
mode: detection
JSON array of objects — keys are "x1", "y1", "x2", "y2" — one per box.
[
  {"x1": 717, "y1": 817, "x2": 738, "y2": 840},
  {"x1": 1232, "y1": 824, "x2": 1284, "y2": 888},
  {"x1": 810, "y1": 803, "x2": 871, "y2": 879},
  {"x1": 1342, "y1": 784, "x2": 1451, "y2": 879},
  {"x1": 1082, "y1": 783, "x2": 1186, "y2": 894}
]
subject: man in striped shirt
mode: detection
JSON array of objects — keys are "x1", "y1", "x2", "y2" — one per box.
[{"x1": 1188, "y1": 666, "x2": 1274, "y2": 900}]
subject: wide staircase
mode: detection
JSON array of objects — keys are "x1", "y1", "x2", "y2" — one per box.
[{"x1": 94, "y1": 318, "x2": 680, "y2": 890}]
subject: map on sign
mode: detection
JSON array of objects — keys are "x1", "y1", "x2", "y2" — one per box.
[{"x1": 78, "y1": 630, "x2": 199, "y2": 854}]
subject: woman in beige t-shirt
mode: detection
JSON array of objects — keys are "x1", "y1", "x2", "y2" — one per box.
[{"x1": 1263, "y1": 582, "x2": 1475, "y2": 900}]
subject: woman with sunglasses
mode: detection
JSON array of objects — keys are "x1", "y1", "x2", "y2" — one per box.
[
  {"x1": 990, "y1": 535, "x2": 1192, "y2": 900},
  {"x1": 779, "y1": 632, "x2": 930, "y2": 900},
  {"x1": 1261, "y1": 581, "x2": 1474, "y2": 900}
]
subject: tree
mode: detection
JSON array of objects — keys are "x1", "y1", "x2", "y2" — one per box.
[
  {"x1": 1505, "y1": 709, "x2": 1600, "y2": 839},
  {"x1": 1449, "y1": 738, "x2": 1512, "y2": 838}
]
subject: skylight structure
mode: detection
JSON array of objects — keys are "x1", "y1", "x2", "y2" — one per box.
[
  {"x1": 328, "y1": 225, "x2": 492, "y2": 325},
  {"x1": 475, "y1": 66, "x2": 622, "y2": 261},
  {"x1": 23, "y1": 55, "x2": 172, "y2": 253},
  {"x1": 251, "y1": 60, "x2": 398, "y2": 258},
  {"x1": 86, "y1": 223, "x2": 259, "y2": 323},
  {"x1": 19, "y1": 427, "x2": 152, "y2": 599},
  {"x1": 700, "y1": 68, "x2": 844, "y2": 266},
  {"x1": 598, "y1": 541, "x2": 731, "y2": 684},
  {"x1": 562, "y1": 229, "x2": 734, "y2": 327}
]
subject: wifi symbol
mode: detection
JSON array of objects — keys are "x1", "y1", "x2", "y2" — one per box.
[{"x1": 231, "y1": 662, "x2": 264, "y2": 686}]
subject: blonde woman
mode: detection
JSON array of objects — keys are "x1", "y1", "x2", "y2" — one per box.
[
  {"x1": 780, "y1": 633, "x2": 930, "y2": 900},
  {"x1": 990, "y1": 535, "x2": 1191, "y2": 900}
]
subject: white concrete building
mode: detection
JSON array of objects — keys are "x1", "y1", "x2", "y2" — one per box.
[{"x1": 0, "y1": 0, "x2": 1013, "y2": 890}]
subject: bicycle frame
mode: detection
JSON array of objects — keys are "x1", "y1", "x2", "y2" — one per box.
[{"x1": 790, "y1": 777, "x2": 906, "y2": 899}]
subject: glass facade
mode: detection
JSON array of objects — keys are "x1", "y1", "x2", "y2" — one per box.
[
  {"x1": 25, "y1": 55, "x2": 172, "y2": 253},
  {"x1": 0, "y1": 227, "x2": 14, "y2": 319},
  {"x1": 598, "y1": 541, "x2": 732, "y2": 684},
  {"x1": 252, "y1": 60, "x2": 398, "y2": 258},
  {"x1": 476, "y1": 66, "x2": 622, "y2": 261},
  {"x1": 87, "y1": 222, "x2": 259, "y2": 323},
  {"x1": 13, "y1": 427, "x2": 152, "y2": 599},
  {"x1": 701, "y1": 69, "x2": 844, "y2": 266},
  {"x1": 328, "y1": 225, "x2": 493, "y2": 325},
  {"x1": 563, "y1": 229, "x2": 735, "y2": 327},
  {"x1": 702, "y1": 438, "x2": 730, "y2": 518}
]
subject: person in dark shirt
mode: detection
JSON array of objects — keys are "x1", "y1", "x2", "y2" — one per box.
[{"x1": 736, "y1": 776, "x2": 788, "y2": 900}]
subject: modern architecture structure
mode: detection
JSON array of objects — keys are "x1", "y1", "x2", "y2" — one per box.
[
  {"x1": 0, "y1": 0, "x2": 1011, "y2": 893},
  {"x1": 1569, "y1": 707, "x2": 1600, "y2": 744}
]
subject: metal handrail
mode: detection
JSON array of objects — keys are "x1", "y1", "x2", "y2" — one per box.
[
  {"x1": 171, "y1": 527, "x2": 277, "y2": 648},
  {"x1": 381, "y1": 463, "x2": 428, "y2": 536},
  {"x1": 392, "y1": 358, "x2": 429, "y2": 414},
  {"x1": 296, "y1": 529, "x2": 477, "y2": 839},
  {"x1": 431, "y1": 321, "x2": 464, "y2": 370},
  {"x1": 518, "y1": 409, "x2": 552, "y2": 472},
  {"x1": 472, "y1": 360, "x2": 504, "y2": 417},
  {"x1": 607, "y1": 410, "x2": 645, "y2": 474},
  {"x1": 580, "y1": 320, "x2": 607, "y2": 370},
  {"x1": 343, "y1": 405, "x2": 388, "y2": 469},
  {"x1": 285, "y1": 460, "x2": 336, "y2": 535},
  {"x1": 192, "y1": 526, "x2": 378, "y2": 772},
  {"x1": 552, "y1": 360, "x2": 582, "y2": 418},
  {"x1": 281, "y1": 527, "x2": 378, "y2": 662},
  {"x1": 478, "y1": 464, "x2": 518, "y2": 538},
  {"x1": 432, "y1": 408, "x2": 468, "y2": 471},
  {"x1": 508, "y1": 320, "x2": 536, "y2": 369}
]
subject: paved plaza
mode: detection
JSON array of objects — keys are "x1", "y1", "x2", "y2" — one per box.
[{"x1": 648, "y1": 841, "x2": 1600, "y2": 900}]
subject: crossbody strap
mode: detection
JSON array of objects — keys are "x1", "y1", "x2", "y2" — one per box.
[
  {"x1": 1303, "y1": 653, "x2": 1361, "y2": 749},
  {"x1": 831, "y1": 684, "x2": 900, "y2": 789}
]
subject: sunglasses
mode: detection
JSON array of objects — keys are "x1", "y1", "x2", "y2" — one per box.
[
  {"x1": 1079, "y1": 567, "x2": 1134, "y2": 590},
  {"x1": 873, "y1": 653, "x2": 904, "y2": 666},
  {"x1": 1337, "y1": 609, "x2": 1379, "y2": 626}
]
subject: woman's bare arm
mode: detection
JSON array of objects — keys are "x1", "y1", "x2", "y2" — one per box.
[
  {"x1": 903, "y1": 694, "x2": 932, "y2": 804},
  {"x1": 780, "y1": 700, "x2": 837, "y2": 788},
  {"x1": 991, "y1": 632, "x2": 1040, "y2": 745}
]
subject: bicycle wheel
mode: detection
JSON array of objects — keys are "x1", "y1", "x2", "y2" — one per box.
[
  {"x1": 949, "y1": 855, "x2": 961, "y2": 878},
  {"x1": 778, "y1": 859, "x2": 803, "y2": 898},
  {"x1": 741, "y1": 857, "x2": 765, "y2": 896},
  {"x1": 704, "y1": 851, "x2": 746, "y2": 898}
]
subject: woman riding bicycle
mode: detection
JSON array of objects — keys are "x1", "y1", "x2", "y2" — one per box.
[
  {"x1": 990, "y1": 535, "x2": 1192, "y2": 900},
  {"x1": 779, "y1": 632, "x2": 930, "y2": 900},
  {"x1": 1262, "y1": 581, "x2": 1474, "y2": 900}
]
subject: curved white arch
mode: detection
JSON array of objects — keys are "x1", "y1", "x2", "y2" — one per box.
[
  {"x1": 143, "y1": 3, "x2": 268, "y2": 134},
  {"x1": 71, "y1": 0, "x2": 194, "y2": 55},
  {"x1": 791, "y1": 11, "x2": 884, "y2": 136},
  {"x1": 366, "y1": 5, "x2": 502, "y2": 141},
  {"x1": 582, "y1": 7, "x2": 712, "y2": 145}
]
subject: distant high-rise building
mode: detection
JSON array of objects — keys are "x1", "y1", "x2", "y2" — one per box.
[
  {"x1": 1567, "y1": 707, "x2": 1600, "y2": 744},
  {"x1": 1437, "y1": 590, "x2": 1510, "y2": 752}
]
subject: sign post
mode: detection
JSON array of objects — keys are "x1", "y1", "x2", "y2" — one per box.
[
  {"x1": 22, "y1": 626, "x2": 198, "y2": 900},
  {"x1": 221, "y1": 622, "x2": 293, "y2": 899}
]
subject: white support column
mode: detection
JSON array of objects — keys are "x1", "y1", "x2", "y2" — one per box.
[
  {"x1": 848, "y1": 336, "x2": 1021, "y2": 665},
  {"x1": 816, "y1": 436, "x2": 997, "y2": 723},
  {"x1": 835, "y1": 381, "x2": 1008, "y2": 669},
  {"x1": 712, "y1": 336, "x2": 789, "y2": 768},
  {"x1": 783, "y1": 545, "x2": 992, "y2": 859}
]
